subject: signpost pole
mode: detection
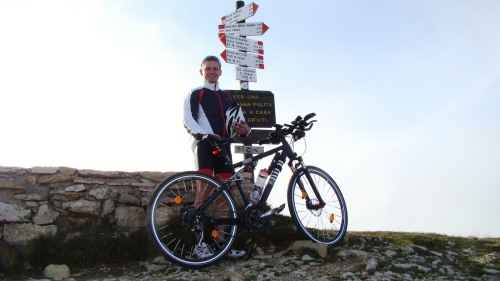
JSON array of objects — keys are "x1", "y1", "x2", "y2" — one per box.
[{"x1": 235, "y1": 1, "x2": 255, "y2": 181}]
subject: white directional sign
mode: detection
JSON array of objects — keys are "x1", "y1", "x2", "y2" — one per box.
[
  {"x1": 221, "y1": 49, "x2": 264, "y2": 69},
  {"x1": 221, "y1": 2, "x2": 259, "y2": 25},
  {"x1": 220, "y1": 34, "x2": 263, "y2": 55},
  {"x1": 234, "y1": 145, "x2": 264, "y2": 154},
  {"x1": 219, "y1": 22, "x2": 269, "y2": 37},
  {"x1": 236, "y1": 66, "x2": 257, "y2": 82}
]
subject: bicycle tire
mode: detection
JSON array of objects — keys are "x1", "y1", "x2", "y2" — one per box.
[
  {"x1": 287, "y1": 166, "x2": 348, "y2": 245},
  {"x1": 146, "y1": 171, "x2": 238, "y2": 268}
]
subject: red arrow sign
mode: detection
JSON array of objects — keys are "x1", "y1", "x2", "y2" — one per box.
[
  {"x1": 220, "y1": 34, "x2": 264, "y2": 55},
  {"x1": 219, "y1": 22, "x2": 269, "y2": 37},
  {"x1": 221, "y1": 49, "x2": 264, "y2": 69},
  {"x1": 221, "y1": 2, "x2": 259, "y2": 25}
]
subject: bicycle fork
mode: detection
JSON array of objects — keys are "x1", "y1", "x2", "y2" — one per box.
[{"x1": 289, "y1": 157, "x2": 326, "y2": 210}]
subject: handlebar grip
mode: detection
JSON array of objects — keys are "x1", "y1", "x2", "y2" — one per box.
[{"x1": 304, "y1": 113, "x2": 316, "y2": 121}]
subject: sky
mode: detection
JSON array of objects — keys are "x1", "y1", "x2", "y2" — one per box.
[{"x1": 1, "y1": 0, "x2": 499, "y2": 238}]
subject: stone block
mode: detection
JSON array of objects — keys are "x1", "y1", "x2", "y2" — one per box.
[
  {"x1": 31, "y1": 167, "x2": 59, "y2": 174},
  {"x1": 62, "y1": 200, "x2": 101, "y2": 216},
  {"x1": 0, "y1": 202, "x2": 31, "y2": 223},
  {"x1": 3, "y1": 223, "x2": 57, "y2": 244},
  {"x1": 115, "y1": 206, "x2": 145, "y2": 229}
]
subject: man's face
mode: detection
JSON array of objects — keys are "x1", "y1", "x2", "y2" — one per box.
[{"x1": 200, "y1": 60, "x2": 222, "y2": 83}]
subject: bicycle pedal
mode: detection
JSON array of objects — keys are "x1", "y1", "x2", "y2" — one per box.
[
  {"x1": 259, "y1": 203, "x2": 286, "y2": 218},
  {"x1": 276, "y1": 203, "x2": 285, "y2": 213}
]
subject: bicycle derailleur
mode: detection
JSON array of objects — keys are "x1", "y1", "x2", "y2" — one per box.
[{"x1": 244, "y1": 203, "x2": 285, "y2": 232}]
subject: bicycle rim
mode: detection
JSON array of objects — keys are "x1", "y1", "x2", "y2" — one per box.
[
  {"x1": 288, "y1": 166, "x2": 348, "y2": 245},
  {"x1": 147, "y1": 172, "x2": 238, "y2": 268}
]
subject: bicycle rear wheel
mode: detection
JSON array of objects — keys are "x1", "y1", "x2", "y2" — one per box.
[
  {"x1": 287, "y1": 166, "x2": 348, "y2": 245},
  {"x1": 146, "y1": 171, "x2": 238, "y2": 268}
]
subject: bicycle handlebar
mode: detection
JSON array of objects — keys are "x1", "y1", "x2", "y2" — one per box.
[{"x1": 258, "y1": 113, "x2": 317, "y2": 145}]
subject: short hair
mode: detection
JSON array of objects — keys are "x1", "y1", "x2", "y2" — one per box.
[{"x1": 201, "y1": 55, "x2": 221, "y2": 68}]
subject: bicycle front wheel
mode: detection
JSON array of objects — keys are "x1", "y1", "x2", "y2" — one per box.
[
  {"x1": 287, "y1": 166, "x2": 348, "y2": 245},
  {"x1": 146, "y1": 171, "x2": 238, "y2": 268}
]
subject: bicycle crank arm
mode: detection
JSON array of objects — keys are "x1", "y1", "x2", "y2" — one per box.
[{"x1": 258, "y1": 204, "x2": 285, "y2": 219}]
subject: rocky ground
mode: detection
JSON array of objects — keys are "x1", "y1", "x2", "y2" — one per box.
[{"x1": 2, "y1": 232, "x2": 499, "y2": 281}]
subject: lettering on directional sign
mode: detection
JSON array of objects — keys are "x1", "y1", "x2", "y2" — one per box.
[
  {"x1": 236, "y1": 66, "x2": 257, "y2": 82},
  {"x1": 221, "y1": 49, "x2": 264, "y2": 69},
  {"x1": 234, "y1": 145, "x2": 264, "y2": 154},
  {"x1": 225, "y1": 90, "x2": 275, "y2": 128},
  {"x1": 220, "y1": 34, "x2": 264, "y2": 55},
  {"x1": 219, "y1": 22, "x2": 269, "y2": 37},
  {"x1": 221, "y1": 2, "x2": 259, "y2": 25}
]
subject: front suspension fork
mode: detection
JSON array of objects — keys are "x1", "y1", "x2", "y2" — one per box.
[{"x1": 288, "y1": 157, "x2": 326, "y2": 209}]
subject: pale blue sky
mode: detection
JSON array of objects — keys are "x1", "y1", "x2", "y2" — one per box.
[{"x1": 1, "y1": 0, "x2": 499, "y2": 237}]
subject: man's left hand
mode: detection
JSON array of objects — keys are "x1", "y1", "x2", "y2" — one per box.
[{"x1": 232, "y1": 121, "x2": 250, "y2": 136}]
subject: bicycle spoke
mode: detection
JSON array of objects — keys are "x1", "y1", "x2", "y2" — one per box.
[{"x1": 288, "y1": 166, "x2": 348, "y2": 245}]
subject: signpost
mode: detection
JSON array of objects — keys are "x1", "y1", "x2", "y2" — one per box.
[{"x1": 219, "y1": 1, "x2": 276, "y2": 156}]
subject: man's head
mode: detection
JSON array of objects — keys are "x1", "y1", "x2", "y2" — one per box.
[{"x1": 200, "y1": 55, "x2": 222, "y2": 83}]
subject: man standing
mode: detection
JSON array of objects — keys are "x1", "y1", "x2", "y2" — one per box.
[{"x1": 183, "y1": 55, "x2": 250, "y2": 258}]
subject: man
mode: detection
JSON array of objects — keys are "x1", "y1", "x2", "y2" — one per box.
[{"x1": 183, "y1": 55, "x2": 250, "y2": 258}]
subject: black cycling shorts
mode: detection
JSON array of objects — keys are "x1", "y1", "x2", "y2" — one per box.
[{"x1": 194, "y1": 140, "x2": 233, "y2": 174}]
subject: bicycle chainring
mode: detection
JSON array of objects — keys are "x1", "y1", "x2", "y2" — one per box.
[{"x1": 244, "y1": 205, "x2": 270, "y2": 232}]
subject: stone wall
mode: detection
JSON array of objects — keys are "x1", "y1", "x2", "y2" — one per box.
[{"x1": 0, "y1": 166, "x2": 252, "y2": 249}]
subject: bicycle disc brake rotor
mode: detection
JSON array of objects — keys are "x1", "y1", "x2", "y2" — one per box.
[
  {"x1": 181, "y1": 206, "x2": 203, "y2": 232},
  {"x1": 244, "y1": 205, "x2": 270, "y2": 232},
  {"x1": 309, "y1": 199, "x2": 323, "y2": 217}
]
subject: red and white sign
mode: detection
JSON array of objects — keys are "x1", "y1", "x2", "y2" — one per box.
[
  {"x1": 219, "y1": 22, "x2": 269, "y2": 37},
  {"x1": 221, "y1": 49, "x2": 264, "y2": 69},
  {"x1": 236, "y1": 66, "x2": 257, "y2": 82},
  {"x1": 220, "y1": 34, "x2": 263, "y2": 55},
  {"x1": 221, "y1": 2, "x2": 259, "y2": 25}
]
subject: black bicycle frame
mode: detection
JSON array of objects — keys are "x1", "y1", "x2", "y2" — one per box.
[{"x1": 197, "y1": 135, "x2": 326, "y2": 226}]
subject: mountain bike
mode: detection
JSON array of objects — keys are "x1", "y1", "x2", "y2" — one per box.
[{"x1": 146, "y1": 113, "x2": 348, "y2": 268}]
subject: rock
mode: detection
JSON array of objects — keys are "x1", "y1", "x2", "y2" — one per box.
[
  {"x1": 401, "y1": 246, "x2": 414, "y2": 255},
  {"x1": 33, "y1": 204, "x2": 59, "y2": 225},
  {"x1": 27, "y1": 175, "x2": 37, "y2": 186},
  {"x1": 65, "y1": 184, "x2": 87, "y2": 192},
  {"x1": 115, "y1": 206, "x2": 145, "y2": 229},
  {"x1": 292, "y1": 240, "x2": 328, "y2": 258},
  {"x1": 31, "y1": 166, "x2": 59, "y2": 174},
  {"x1": 384, "y1": 249, "x2": 397, "y2": 257},
  {"x1": 139, "y1": 171, "x2": 171, "y2": 182},
  {"x1": 366, "y1": 258, "x2": 378, "y2": 271},
  {"x1": 43, "y1": 264, "x2": 70, "y2": 279},
  {"x1": 301, "y1": 254, "x2": 314, "y2": 261},
  {"x1": 3, "y1": 223, "x2": 57, "y2": 244},
  {"x1": 228, "y1": 271, "x2": 245, "y2": 281},
  {"x1": 337, "y1": 249, "x2": 368, "y2": 259},
  {"x1": 89, "y1": 186, "x2": 113, "y2": 200},
  {"x1": 0, "y1": 202, "x2": 31, "y2": 223},
  {"x1": 14, "y1": 193, "x2": 48, "y2": 201},
  {"x1": 39, "y1": 175, "x2": 73, "y2": 184},
  {"x1": 59, "y1": 167, "x2": 77, "y2": 175},
  {"x1": 50, "y1": 190, "x2": 85, "y2": 201},
  {"x1": 0, "y1": 178, "x2": 24, "y2": 189},
  {"x1": 101, "y1": 198, "x2": 115, "y2": 216},
  {"x1": 119, "y1": 193, "x2": 141, "y2": 206},
  {"x1": 62, "y1": 200, "x2": 101, "y2": 216}
]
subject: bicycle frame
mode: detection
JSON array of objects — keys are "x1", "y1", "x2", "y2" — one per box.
[{"x1": 197, "y1": 134, "x2": 326, "y2": 224}]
